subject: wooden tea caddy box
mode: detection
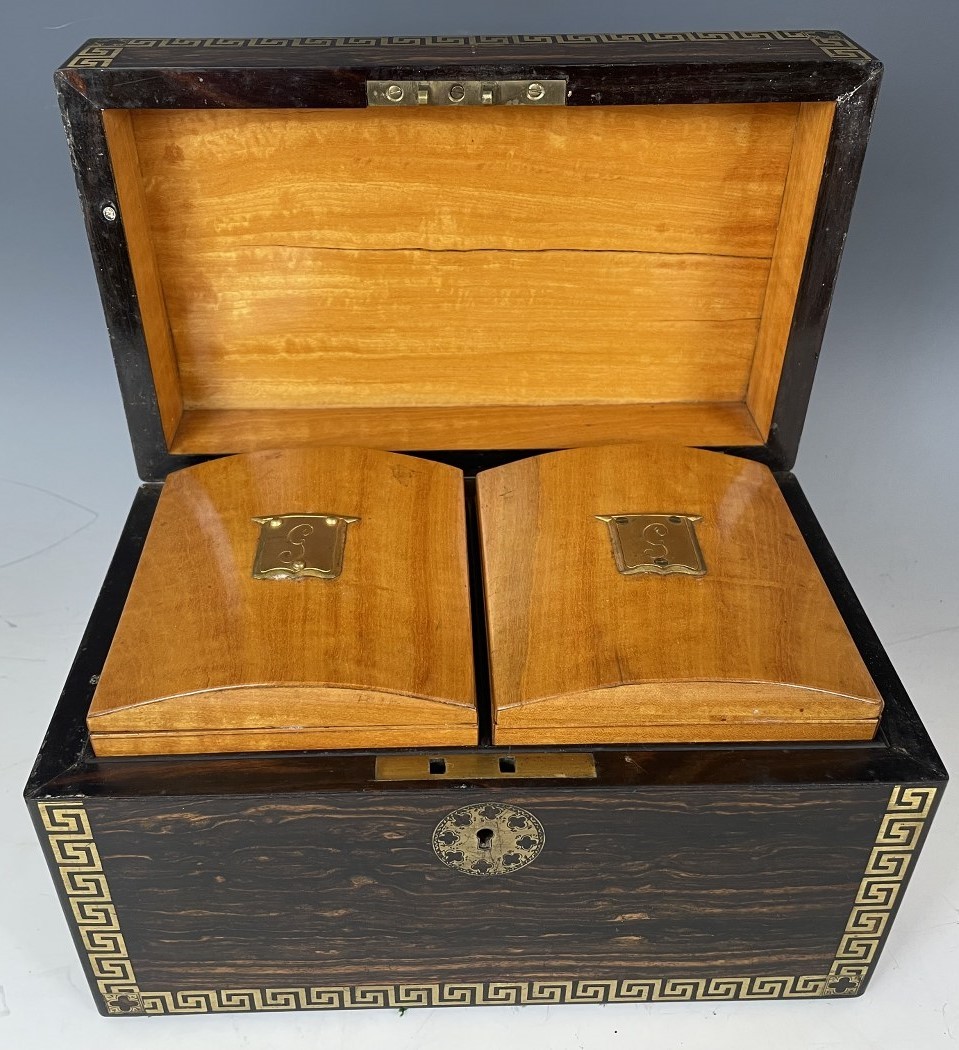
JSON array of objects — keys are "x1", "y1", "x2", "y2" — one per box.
[{"x1": 26, "y1": 32, "x2": 947, "y2": 1016}]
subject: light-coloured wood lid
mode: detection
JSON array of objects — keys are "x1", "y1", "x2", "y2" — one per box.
[
  {"x1": 87, "y1": 448, "x2": 476, "y2": 755},
  {"x1": 102, "y1": 100, "x2": 835, "y2": 458},
  {"x1": 477, "y1": 444, "x2": 882, "y2": 744}
]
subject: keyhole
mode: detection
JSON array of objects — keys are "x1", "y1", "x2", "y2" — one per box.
[{"x1": 476, "y1": 827, "x2": 495, "y2": 851}]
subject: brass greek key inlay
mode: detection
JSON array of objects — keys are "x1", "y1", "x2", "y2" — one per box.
[
  {"x1": 65, "y1": 31, "x2": 872, "y2": 69},
  {"x1": 40, "y1": 783, "x2": 936, "y2": 1014},
  {"x1": 823, "y1": 785, "x2": 938, "y2": 996},
  {"x1": 37, "y1": 803, "x2": 144, "y2": 1015}
]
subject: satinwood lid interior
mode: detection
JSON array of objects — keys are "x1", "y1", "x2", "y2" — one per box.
[{"x1": 100, "y1": 99, "x2": 837, "y2": 466}]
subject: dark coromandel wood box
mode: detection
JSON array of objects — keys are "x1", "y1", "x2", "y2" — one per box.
[{"x1": 26, "y1": 31, "x2": 946, "y2": 1017}]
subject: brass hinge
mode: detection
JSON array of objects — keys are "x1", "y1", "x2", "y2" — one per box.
[{"x1": 367, "y1": 79, "x2": 567, "y2": 107}]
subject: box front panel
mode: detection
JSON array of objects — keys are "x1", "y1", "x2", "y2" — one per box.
[{"x1": 34, "y1": 782, "x2": 941, "y2": 1013}]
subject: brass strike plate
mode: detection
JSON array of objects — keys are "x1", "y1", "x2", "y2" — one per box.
[
  {"x1": 375, "y1": 752, "x2": 596, "y2": 781},
  {"x1": 252, "y1": 514, "x2": 358, "y2": 580},
  {"x1": 367, "y1": 78, "x2": 567, "y2": 107},
  {"x1": 597, "y1": 514, "x2": 707, "y2": 577}
]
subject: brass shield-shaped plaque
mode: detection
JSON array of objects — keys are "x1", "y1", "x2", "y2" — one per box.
[
  {"x1": 596, "y1": 513, "x2": 706, "y2": 576},
  {"x1": 252, "y1": 514, "x2": 358, "y2": 580}
]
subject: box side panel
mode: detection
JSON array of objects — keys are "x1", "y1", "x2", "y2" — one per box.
[{"x1": 31, "y1": 782, "x2": 941, "y2": 1014}]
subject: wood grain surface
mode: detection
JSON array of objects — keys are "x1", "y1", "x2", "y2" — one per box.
[
  {"x1": 87, "y1": 448, "x2": 476, "y2": 754},
  {"x1": 747, "y1": 102, "x2": 835, "y2": 434},
  {"x1": 130, "y1": 104, "x2": 796, "y2": 253},
  {"x1": 477, "y1": 444, "x2": 882, "y2": 744},
  {"x1": 86, "y1": 784, "x2": 890, "y2": 988},
  {"x1": 101, "y1": 102, "x2": 830, "y2": 453},
  {"x1": 164, "y1": 249, "x2": 768, "y2": 410},
  {"x1": 169, "y1": 398, "x2": 765, "y2": 455}
]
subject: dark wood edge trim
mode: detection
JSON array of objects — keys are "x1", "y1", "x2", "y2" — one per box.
[
  {"x1": 776, "y1": 472, "x2": 947, "y2": 779},
  {"x1": 56, "y1": 81, "x2": 175, "y2": 481},
  {"x1": 767, "y1": 65, "x2": 882, "y2": 469},
  {"x1": 23, "y1": 486, "x2": 162, "y2": 798},
  {"x1": 31, "y1": 782, "x2": 937, "y2": 1015},
  {"x1": 60, "y1": 30, "x2": 877, "y2": 71}
]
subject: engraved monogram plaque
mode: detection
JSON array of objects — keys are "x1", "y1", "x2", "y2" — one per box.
[
  {"x1": 596, "y1": 514, "x2": 706, "y2": 576},
  {"x1": 252, "y1": 514, "x2": 358, "y2": 580}
]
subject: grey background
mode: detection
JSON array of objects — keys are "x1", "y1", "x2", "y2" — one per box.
[{"x1": 1, "y1": 2, "x2": 957, "y2": 1047}]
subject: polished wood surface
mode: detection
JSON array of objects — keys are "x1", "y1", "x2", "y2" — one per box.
[
  {"x1": 747, "y1": 102, "x2": 835, "y2": 435},
  {"x1": 102, "y1": 102, "x2": 832, "y2": 454},
  {"x1": 83, "y1": 785, "x2": 891, "y2": 990},
  {"x1": 87, "y1": 448, "x2": 476, "y2": 754},
  {"x1": 131, "y1": 105, "x2": 796, "y2": 254},
  {"x1": 165, "y1": 249, "x2": 767, "y2": 409},
  {"x1": 170, "y1": 403, "x2": 764, "y2": 455},
  {"x1": 477, "y1": 444, "x2": 882, "y2": 744},
  {"x1": 91, "y1": 724, "x2": 475, "y2": 758}
]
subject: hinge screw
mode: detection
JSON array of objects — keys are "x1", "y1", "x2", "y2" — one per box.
[
  {"x1": 385, "y1": 83, "x2": 404, "y2": 102},
  {"x1": 526, "y1": 82, "x2": 545, "y2": 101},
  {"x1": 101, "y1": 203, "x2": 118, "y2": 222},
  {"x1": 448, "y1": 83, "x2": 466, "y2": 102}
]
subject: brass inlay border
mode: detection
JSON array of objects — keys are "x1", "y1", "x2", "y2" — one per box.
[
  {"x1": 39, "y1": 784, "x2": 936, "y2": 1015},
  {"x1": 38, "y1": 803, "x2": 144, "y2": 1015},
  {"x1": 823, "y1": 784, "x2": 938, "y2": 996},
  {"x1": 65, "y1": 31, "x2": 871, "y2": 68}
]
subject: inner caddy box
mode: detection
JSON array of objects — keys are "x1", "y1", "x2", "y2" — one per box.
[{"x1": 28, "y1": 32, "x2": 946, "y2": 1016}]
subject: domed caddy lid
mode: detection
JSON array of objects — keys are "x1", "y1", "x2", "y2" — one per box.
[
  {"x1": 86, "y1": 447, "x2": 477, "y2": 756},
  {"x1": 477, "y1": 443, "x2": 882, "y2": 745}
]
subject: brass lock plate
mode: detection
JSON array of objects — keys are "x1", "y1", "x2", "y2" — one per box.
[{"x1": 432, "y1": 803, "x2": 545, "y2": 877}]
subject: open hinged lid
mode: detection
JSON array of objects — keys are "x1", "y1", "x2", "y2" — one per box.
[{"x1": 57, "y1": 32, "x2": 881, "y2": 480}]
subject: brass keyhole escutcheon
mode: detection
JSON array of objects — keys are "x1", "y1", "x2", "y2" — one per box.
[{"x1": 432, "y1": 803, "x2": 545, "y2": 877}]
